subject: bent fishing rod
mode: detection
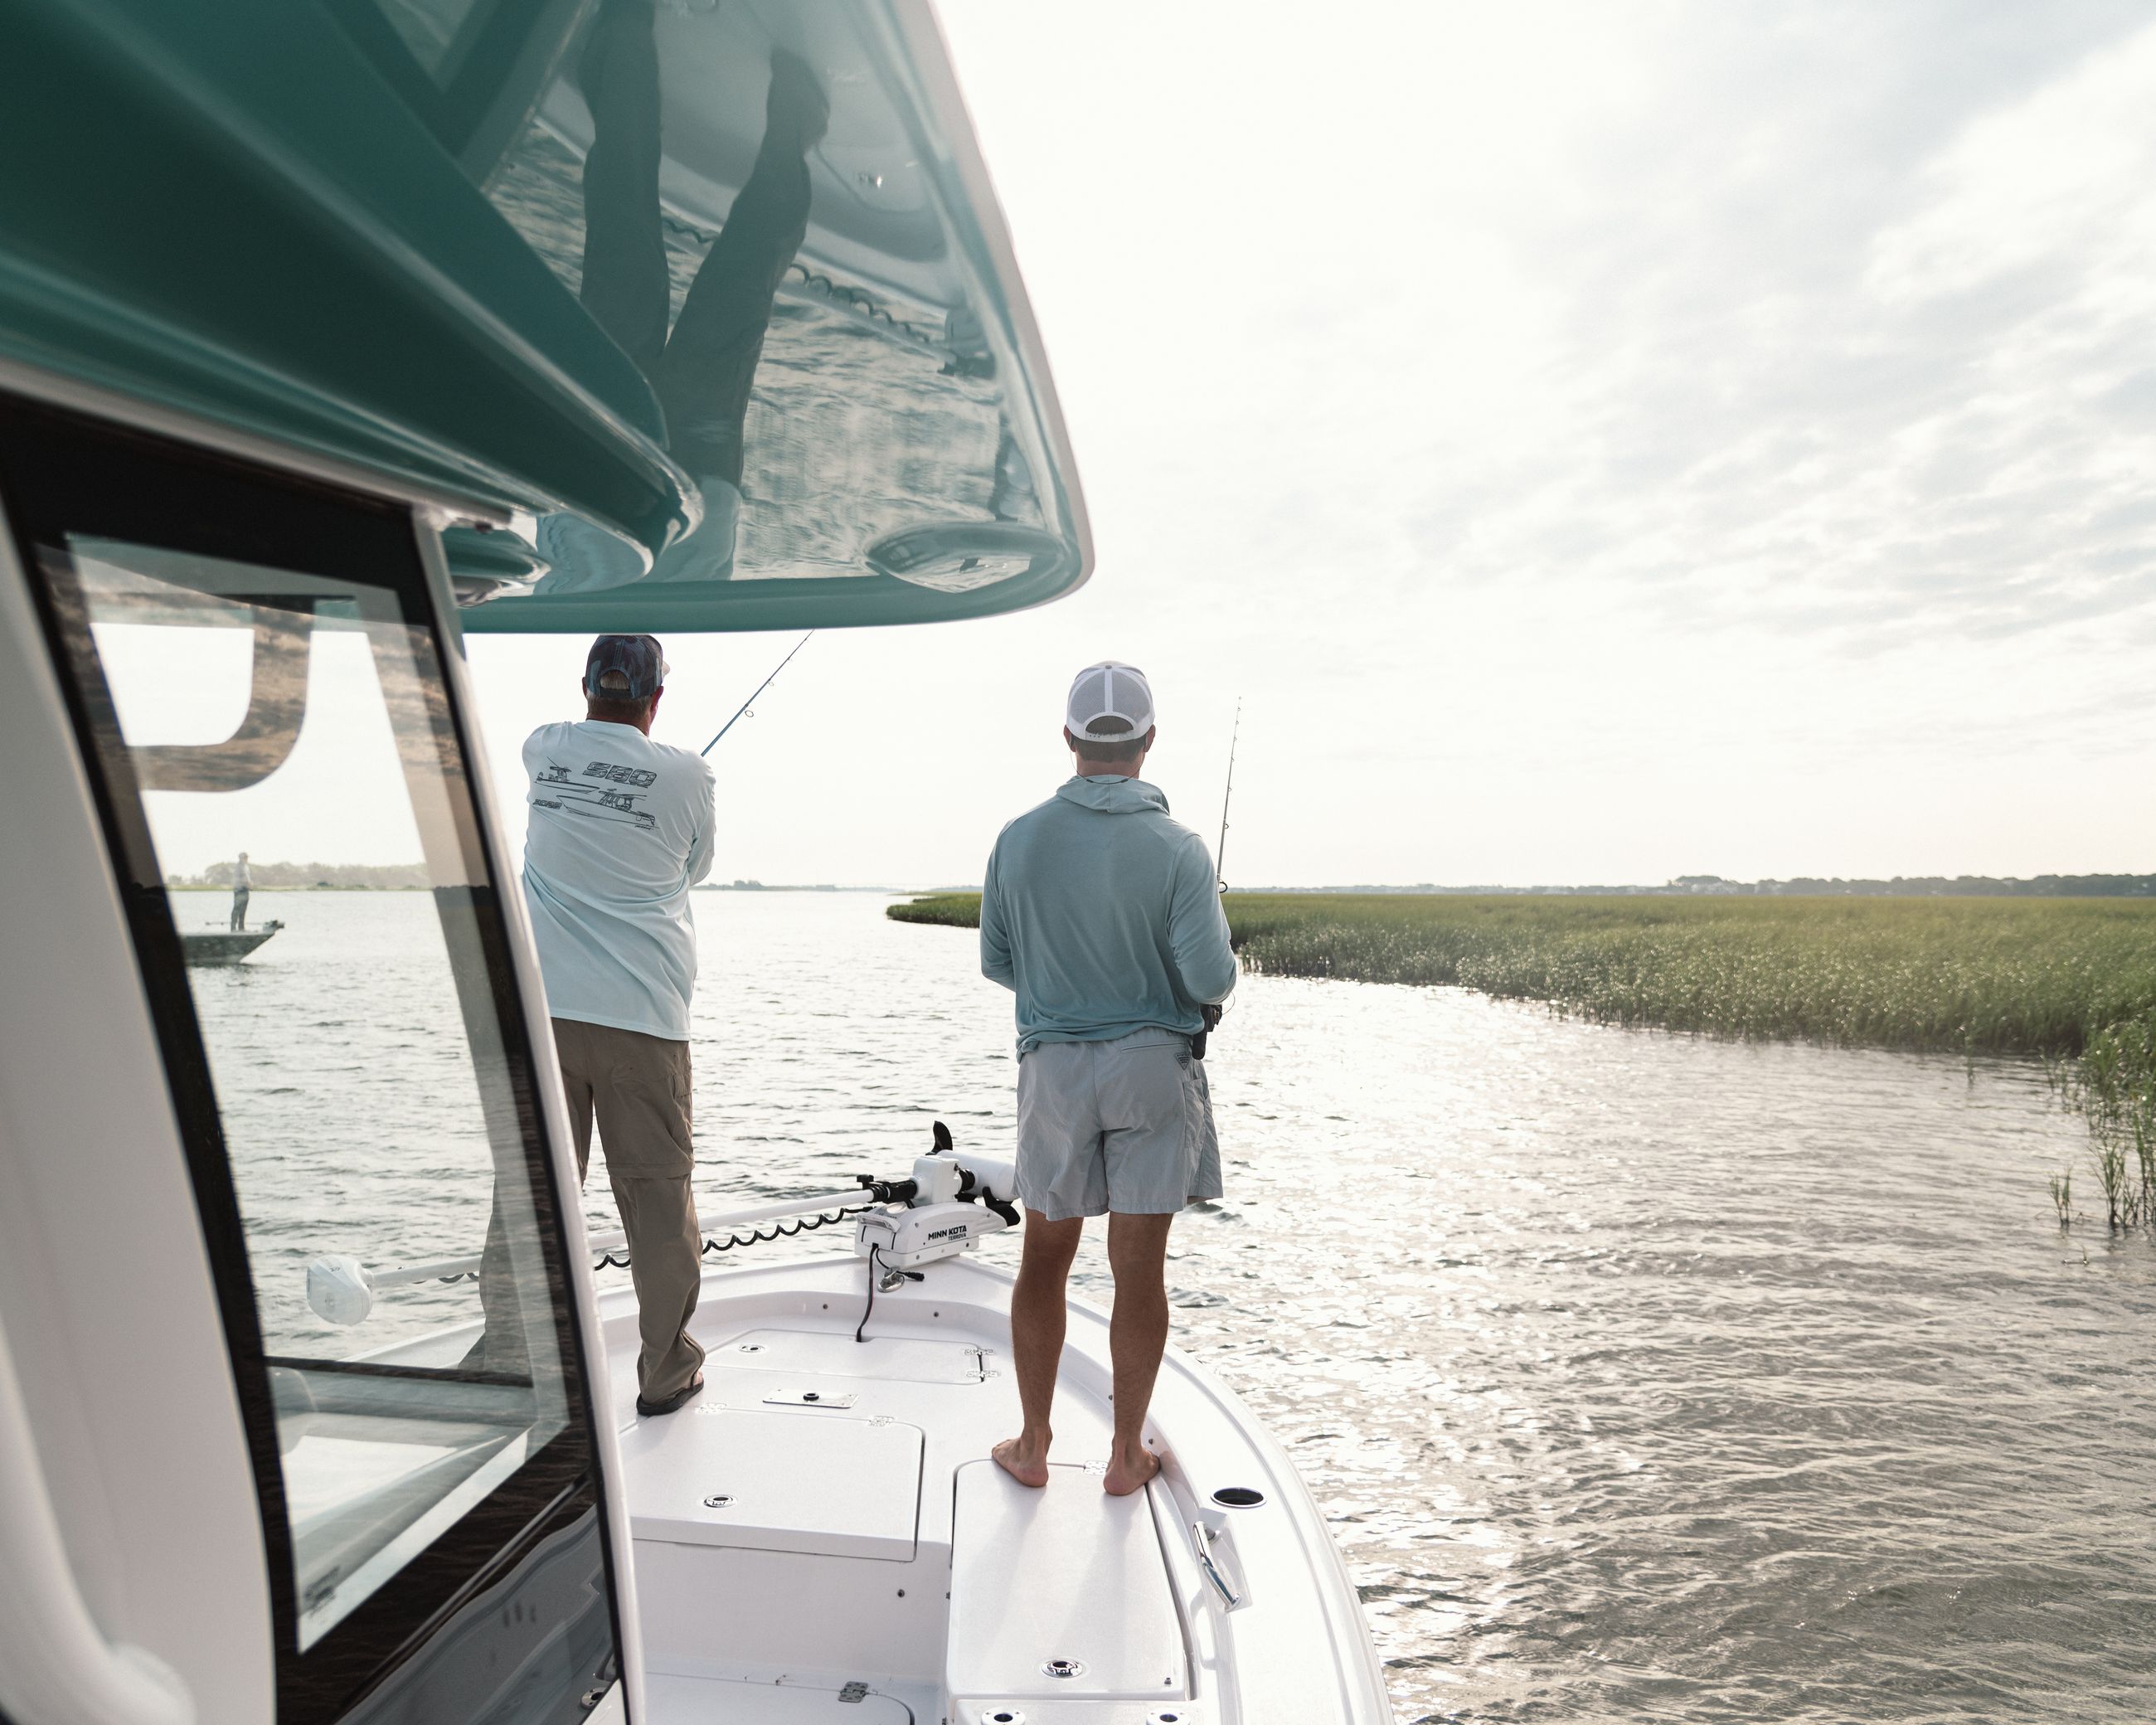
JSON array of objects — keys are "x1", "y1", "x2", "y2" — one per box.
[{"x1": 702, "y1": 630, "x2": 815, "y2": 756}]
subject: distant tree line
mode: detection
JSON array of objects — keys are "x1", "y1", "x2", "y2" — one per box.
[
  {"x1": 168, "y1": 860, "x2": 429, "y2": 889},
  {"x1": 1232, "y1": 875, "x2": 2156, "y2": 897},
  {"x1": 1665, "y1": 874, "x2": 2156, "y2": 897}
]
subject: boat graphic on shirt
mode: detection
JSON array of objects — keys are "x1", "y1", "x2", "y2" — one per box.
[{"x1": 532, "y1": 758, "x2": 658, "y2": 830}]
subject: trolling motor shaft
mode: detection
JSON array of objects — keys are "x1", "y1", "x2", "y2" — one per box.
[{"x1": 303, "y1": 1121, "x2": 1018, "y2": 1328}]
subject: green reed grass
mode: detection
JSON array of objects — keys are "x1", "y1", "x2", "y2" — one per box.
[
  {"x1": 884, "y1": 893, "x2": 983, "y2": 929},
  {"x1": 2061, "y1": 1008, "x2": 2156, "y2": 1229},
  {"x1": 888, "y1": 891, "x2": 2156, "y2": 1225},
  {"x1": 892, "y1": 892, "x2": 2156, "y2": 1053},
  {"x1": 1225, "y1": 894, "x2": 2156, "y2": 1057}
]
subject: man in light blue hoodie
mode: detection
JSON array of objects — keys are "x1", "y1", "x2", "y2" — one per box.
[{"x1": 981, "y1": 662, "x2": 1237, "y2": 1496}]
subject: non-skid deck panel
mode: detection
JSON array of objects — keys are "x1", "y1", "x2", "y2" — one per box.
[
  {"x1": 643, "y1": 1673, "x2": 914, "y2": 1725},
  {"x1": 959, "y1": 1707, "x2": 1207, "y2": 1725},
  {"x1": 623, "y1": 1406, "x2": 925, "y2": 1561},
  {"x1": 946, "y1": 1461, "x2": 1186, "y2": 1701},
  {"x1": 720, "y1": 1328, "x2": 987, "y2": 1384}
]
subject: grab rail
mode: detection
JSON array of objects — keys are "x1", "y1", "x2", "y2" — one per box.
[
  {"x1": 1191, "y1": 1519, "x2": 1243, "y2": 1611},
  {"x1": 0, "y1": 1305, "x2": 196, "y2": 1725}
]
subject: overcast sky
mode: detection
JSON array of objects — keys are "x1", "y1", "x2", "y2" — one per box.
[{"x1": 456, "y1": 1, "x2": 2156, "y2": 888}]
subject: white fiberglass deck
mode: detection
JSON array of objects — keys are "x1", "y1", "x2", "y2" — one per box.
[
  {"x1": 376, "y1": 1245, "x2": 1387, "y2": 1725},
  {"x1": 947, "y1": 1460, "x2": 1184, "y2": 1701},
  {"x1": 600, "y1": 1250, "x2": 1385, "y2": 1725}
]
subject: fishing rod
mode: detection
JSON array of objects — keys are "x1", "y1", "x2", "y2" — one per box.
[
  {"x1": 1196, "y1": 697, "x2": 1241, "y2": 1062},
  {"x1": 1215, "y1": 697, "x2": 1241, "y2": 894},
  {"x1": 701, "y1": 630, "x2": 815, "y2": 756}
]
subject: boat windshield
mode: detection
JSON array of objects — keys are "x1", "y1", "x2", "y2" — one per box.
[{"x1": 61, "y1": 537, "x2": 573, "y2": 1650}]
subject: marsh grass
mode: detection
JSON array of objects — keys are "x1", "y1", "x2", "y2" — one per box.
[
  {"x1": 2094, "y1": 1138, "x2": 2130, "y2": 1229},
  {"x1": 889, "y1": 890, "x2": 2156, "y2": 1226},
  {"x1": 1219, "y1": 894, "x2": 2156, "y2": 1057},
  {"x1": 884, "y1": 894, "x2": 982, "y2": 929},
  {"x1": 2058, "y1": 1008, "x2": 2156, "y2": 1230}
]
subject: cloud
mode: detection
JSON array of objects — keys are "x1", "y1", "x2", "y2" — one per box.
[{"x1": 1386, "y1": 3, "x2": 2156, "y2": 652}]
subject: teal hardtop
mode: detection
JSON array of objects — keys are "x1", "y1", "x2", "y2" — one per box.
[{"x1": 0, "y1": 0, "x2": 1089, "y2": 632}]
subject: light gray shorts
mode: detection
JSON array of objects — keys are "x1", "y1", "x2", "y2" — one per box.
[{"x1": 1015, "y1": 1028, "x2": 1222, "y2": 1221}]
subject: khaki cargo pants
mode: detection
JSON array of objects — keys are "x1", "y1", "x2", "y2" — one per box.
[
  {"x1": 553, "y1": 1017, "x2": 706, "y2": 1404},
  {"x1": 463, "y1": 1019, "x2": 704, "y2": 1403}
]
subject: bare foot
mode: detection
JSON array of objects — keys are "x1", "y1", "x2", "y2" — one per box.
[
  {"x1": 993, "y1": 1434, "x2": 1051, "y2": 1488},
  {"x1": 1102, "y1": 1445, "x2": 1160, "y2": 1496}
]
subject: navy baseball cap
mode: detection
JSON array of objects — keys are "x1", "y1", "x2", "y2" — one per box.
[{"x1": 584, "y1": 634, "x2": 668, "y2": 702}]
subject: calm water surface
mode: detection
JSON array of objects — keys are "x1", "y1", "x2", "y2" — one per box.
[{"x1": 193, "y1": 889, "x2": 2156, "y2": 1723}]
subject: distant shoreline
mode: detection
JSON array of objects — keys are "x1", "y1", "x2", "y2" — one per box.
[
  {"x1": 167, "y1": 882, "x2": 425, "y2": 892},
  {"x1": 168, "y1": 881, "x2": 910, "y2": 893},
  {"x1": 1214, "y1": 873, "x2": 2156, "y2": 899}
]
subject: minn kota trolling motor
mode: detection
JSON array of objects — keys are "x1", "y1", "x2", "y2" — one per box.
[{"x1": 851, "y1": 1120, "x2": 1022, "y2": 1297}]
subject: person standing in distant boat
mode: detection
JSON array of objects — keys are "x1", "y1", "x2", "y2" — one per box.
[
  {"x1": 981, "y1": 663, "x2": 1237, "y2": 1496},
  {"x1": 229, "y1": 851, "x2": 250, "y2": 931},
  {"x1": 471, "y1": 634, "x2": 717, "y2": 1416}
]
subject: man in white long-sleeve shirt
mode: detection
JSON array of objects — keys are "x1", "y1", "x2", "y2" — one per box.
[{"x1": 522, "y1": 634, "x2": 716, "y2": 1416}]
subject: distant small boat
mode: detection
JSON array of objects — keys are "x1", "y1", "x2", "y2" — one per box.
[{"x1": 181, "y1": 920, "x2": 284, "y2": 965}]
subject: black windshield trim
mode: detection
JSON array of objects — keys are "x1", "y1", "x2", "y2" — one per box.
[{"x1": 0, "y1": 391, "x2": 619, "y2": 1725}]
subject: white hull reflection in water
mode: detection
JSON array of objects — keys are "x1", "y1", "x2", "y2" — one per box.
[{"x1": 200, "y1": 890, "x2": 2154, "y2": 1723}]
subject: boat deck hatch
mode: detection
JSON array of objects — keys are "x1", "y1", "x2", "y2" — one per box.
[
  {"x1": 724, "y1": 1327, "x2": 987, "y2": 1383},
  {"x1": 622, "y1": 1407, "x2": 924, "y2": 1561},
  {"x1": 644, "y1": 1673, "x2": 912, "y2": 1725},
  {"x1": 946, "y1": 1462, "x2": 1187, "y2": 1700}
]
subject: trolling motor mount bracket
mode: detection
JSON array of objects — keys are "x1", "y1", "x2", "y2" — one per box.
[{"x1": 853, "y1": 1201, "x2": 1009, "y2": 1275}]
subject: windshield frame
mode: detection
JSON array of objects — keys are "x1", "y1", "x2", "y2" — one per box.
[{"x1": 0, "y1": 391, "x2": 623, "y2": 1724}]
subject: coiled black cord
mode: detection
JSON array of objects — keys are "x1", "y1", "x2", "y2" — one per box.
[
  {"x1": 430, "y1": 1203, "x2": 876, "y2": 1283},
  {"x1": 595, "y1": 1204, "x2": 874, "y2": 1271}
]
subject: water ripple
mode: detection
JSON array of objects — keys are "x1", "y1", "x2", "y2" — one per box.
[{"x1": 201, "y1": 891, "x2": 2156, "y2": 1722}]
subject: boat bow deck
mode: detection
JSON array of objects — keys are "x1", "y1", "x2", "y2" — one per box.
[{"x1": 574, "y1": 1249, "x2": 1390, "y2": 1725}]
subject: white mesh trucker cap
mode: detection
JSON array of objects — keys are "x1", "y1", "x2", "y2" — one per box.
[{"x1": 1066, "y1": 661, "x2": 1155, "y2": 741}]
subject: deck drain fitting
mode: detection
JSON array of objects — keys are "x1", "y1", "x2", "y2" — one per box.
[
  {"x1": 1042, "y1": 1659, "x2": 1085, "y2": 1680},
  {"x1": 980, "y1": 1712, "x2": 1025, "y2": 1725},
  {"x1": 1148, "y1": 1713, "x2": 1187, "y2": 1725},
  {"x1": 702, "y1": 1494, "x2": 734, "y2": 1509},
  {"x1": 1211, "y1": 1485, "x2": 1265, "y2": 1509}
]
